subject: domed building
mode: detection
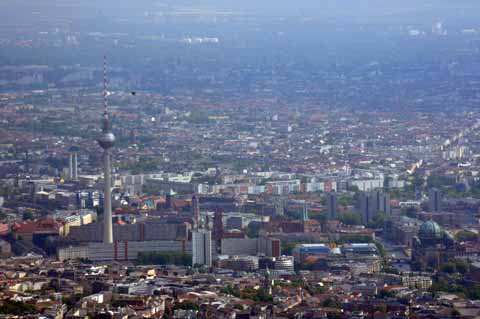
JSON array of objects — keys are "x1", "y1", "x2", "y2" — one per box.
[
  {"x1": 419, "y1": 220, "x2": 443, "y2": 244},
  {"x1": 412, "y1": 220, "x2": 456, "y2": 271}
]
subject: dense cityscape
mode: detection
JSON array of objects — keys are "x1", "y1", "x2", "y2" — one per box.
[{"x1": 2, "y1": 1, "x2": 480, "y2": 318}]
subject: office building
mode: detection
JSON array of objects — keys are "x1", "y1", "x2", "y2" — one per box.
[
  {"x1": 327, "y1": 192, "x2": 337, "y2": 219},
  {"x1": 292, "y1": 244, "x2": 332, "y2": 262},
  {"x1": 226, "y1": 216, "x2": 243, "y2": 230},
  {"x1": 218, "y1": 256, "x2": 259, "y2": 271},
  {"x1": 428, "y1": 188, "x2": 442, "y2": 212},
  {"x1": 68, "y1": 147, "x2": 79, "y2": 181},
  {"x1": 221, "y1": 236, "x2": 281, "y2": 257},
  {"x1": 302, "y1": 201, "x2": 309, "y2": 221},
  {"x1": 359, "y1": 192, "x2": 374, "y2": 224},
  {"x1": 192, "y1": 229, "x2": 212, "y2": 267},
  {"x1": 359, "y1": 190, "x2": 391, "y2": 224},
  {"x1": 372, "y1": 189, "x2": 391, "y2": 215},
  {"x1": 68, "y1": 221, "x2": 189, "y2": 242},
  {"x1": 58, "y1": 240, "x2": 190, "y2": 262},
  {"x1": 275, "y1": 199, "x2": 285, "y2": 216},
  {"x1": 273, "y1": 256, "x2": 294, "y2": 272},
  {"x1": 191, "y1": 194, "x2": 200, "y2": 229}
]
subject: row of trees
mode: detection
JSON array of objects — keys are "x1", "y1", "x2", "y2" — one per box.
[
  {"x1": 220, "y1": 285, "x2": 273, "y2": 302},
  {"x1": 0, "y1": 300, "x2": 35, "y2": 315},
  {"x1": 430, "y1": 259, "x2": 477, "y2": 298},
  {"x1": 431, "y1": 277, "x2": 480, "y2": 299}
]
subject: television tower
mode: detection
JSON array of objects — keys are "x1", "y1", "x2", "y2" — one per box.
[{"x1": 97, "y1": 55, "x2": 115, "y2": 244}]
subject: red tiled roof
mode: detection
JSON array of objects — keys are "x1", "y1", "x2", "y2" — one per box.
[{"x1": 13, "y1": 218, "x2": 61, "y2": 234}]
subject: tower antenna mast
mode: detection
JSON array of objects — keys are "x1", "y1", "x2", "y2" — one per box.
[{"x1": 103, "y1": 54, "x2": 108, "y2": 115}]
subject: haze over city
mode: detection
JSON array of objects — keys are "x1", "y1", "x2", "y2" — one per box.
[{"x1": 0, "y1": 1, "x2": 480, "y2": 318}]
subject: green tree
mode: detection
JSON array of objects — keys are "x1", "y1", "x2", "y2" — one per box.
[
  {"x1": 367, "y1": 212, "x2": 387, "y2": 229},
  {"x1": 400, "y1": 206, "x2": 417, "y2": 219},
  {"x1": 173, "y1": 300, "x2": 199, "y2": 311},
  {"x1": 0, "y1": 300, "x2": 36, "y2": 315},
  {"x1": 348, "y1": 185, "x2": 360, "y2": 193},
  {"x1": 306, "y1": 285, "x2": 326, "y2": 295},
  {"x1": 455, "y1": 259, "x2": 470, "y2": 275},
  {"x1": 220, "y1": 286, "x2": 240, "y2": 297},
  {"x1": 411, "y1": 173, "x2": 424, "y2": 188},
  {"x1": 336, "y1": 234, "x2": 373, "y2": 245},
  {"x1": 337, "y1": 195, "x2": 353, "y2": 207},
  {"x1": 338, "y1": 211, "x2": 361, "y2": 226},
  {"x1": 441, "y1": 261, "x2": 456, "y2": 274},
  {"x1": 456, "y1": 230, "x2": 478, "y2": 242},
  {"x1": 309, "y1": 211, "x2": 327, "y2": 224},
  {"x1": 374, "y1": 304, "x2": 387, "y2": 313},
  {"x1": 22, "y1": 211, "x2": 34, "y2": 220},
  {"x1": 323, "y1": 298, "x2": 340, "y2": 308},
  {"x1": 282, "y1": 241, "x2": 305, "y2": 255},
  {"x1": 378, "y1": 289, "x2": 395, "y2": 299},
  {"x1": 440, "y1": 259, "x2": 470, "y2": 275},
  {"x1": 375, "y1": 241, "x2": 387, "y2": 259},
  {"x1": 62, "y1": 294, "x2": 84, "y2": 309}
]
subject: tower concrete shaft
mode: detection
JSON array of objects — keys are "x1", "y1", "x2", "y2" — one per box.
[
  {"x1": 69, "y1": 153, "x2": 74, "y2": 180},
  {"x1": 72, "y1": 152, "x2": 78, "y2": 181},
  {"x1": 103, "y1": 149, "x2": 113, "y2": 244}
]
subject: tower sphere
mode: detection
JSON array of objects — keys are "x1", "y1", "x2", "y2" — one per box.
[{"x1": 98, "y1": 132, "x2": 116, "y2": 149}]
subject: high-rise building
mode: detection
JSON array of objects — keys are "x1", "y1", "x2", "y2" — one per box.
[
  {"x1": 359, "y1": 190, "x2": 391, "y2": 224},
  {"x1": 372, "y1": 189, "x2": 391, "y2": 215},
  {"x1": 428, "y1": 188, "x2": 442, "y2": 212},
  {"x1": 275, "y1": 199, "x2": 285, "y2": 216},
  {"x1": 129, "y1": 129, "x2": 137, "y2": 145},
  {"x1": 191, "y1": 194, "x2": 200, "y2": 230},
  {"x1": 68, "y1": 152, "x2": 73, "y2": 180},
  {"x1": 192, "y1": 229, "x2": 212, "y2": 267},
  {"x1": 359, "y1": 192, "x2": 373, "y2": 224},
  {"x1": 213, "y1": 210, "x2": 224, "y2": 241},
  {"x1": 327, "y1": 192, "x2": 337, "y2": 219},
  {"x1": 273, "y1": 256, "x2": 294, "y2": 272},
  {"x1": 258, "y1": 236, "x2": 281, "y2": 257},
  {"x1": 68, "y1": 221, "x2": 189, "y2": 242},
  {"x1": 226, "y1": 216, "x2": 243, "y2": 230},
  {"x1": 302, "y1": 201, "x2": 309, "y2": 221},
  {"x1": 68, "y1": 147, "x2": 79, "y2": 181},
  {"x1": 379, "y1": 192, "x2": 391, "y2": 215},
  {"x1": 165, "y1": 190, "x2": 176, "y2": 210},
  {"x1": 97, "y1": 56, "x2": 115, "y2": 244},
  {"x1": 221, "y1": 236, "x2": 281, "y2": 258}
]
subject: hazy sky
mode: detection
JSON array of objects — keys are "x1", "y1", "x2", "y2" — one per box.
[{"x1": 4, "y1": 0, "x2": 480, "y2": 18}]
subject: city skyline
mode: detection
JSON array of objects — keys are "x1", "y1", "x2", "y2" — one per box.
[{"x1": 1, "y1": 1, "x2": 480, "y2": 318}]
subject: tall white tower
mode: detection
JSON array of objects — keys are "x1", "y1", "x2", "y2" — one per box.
[{"x1": 97, "y1": 55, "x2": 115, "y2": 244}]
